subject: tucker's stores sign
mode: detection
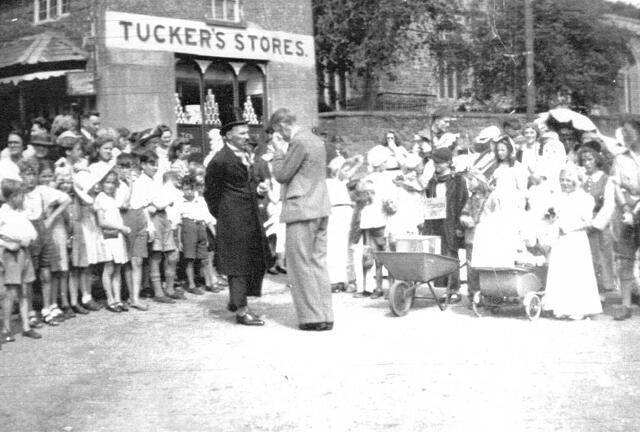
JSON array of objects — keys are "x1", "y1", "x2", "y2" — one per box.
[{"x1": 105, "y1": 11, "x2": 315, "y2": 66}]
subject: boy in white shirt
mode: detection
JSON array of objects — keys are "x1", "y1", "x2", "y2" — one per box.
[
  {"x1": 178, "y1": 175, "x2": 219, "y2": 294},
  {"x1": 20, "y1": 159, "x2": 71, "y2": 326},
  {"x1": 0, "y1": 179, "x2": 41, "y2": 340}
]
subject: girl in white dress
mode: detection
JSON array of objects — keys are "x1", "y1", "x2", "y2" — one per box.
[
  {"x1": 94, "y1": 171, "x2": 130, "y2": 312},
  {"x1": 543, "y1": 165, "x2": 602, "y2": 320}
]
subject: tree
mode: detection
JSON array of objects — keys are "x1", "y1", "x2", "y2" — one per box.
[
  {"x1": 312, "y1": 0, "x2": 463, "y2": 110},
  {"x1": 467, "y1": 0, "x2": 633, "y2": 112}
]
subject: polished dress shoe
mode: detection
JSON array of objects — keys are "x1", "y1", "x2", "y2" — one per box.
[
  {"x1": 266, "y1": 267, "x2": 279, "y2": 275},
  {"x1": 236, "y1": 312, "x2": 265, "y2": 326},
  {"x1": 299, "y1": 322, "x2": 329, "y2": 331},
  {"x1": 324, "y1": 322, "x2": 333, "y2": 330},
  {"x1": 275, "y1": 266, "x2": 287, "y2": 274}
]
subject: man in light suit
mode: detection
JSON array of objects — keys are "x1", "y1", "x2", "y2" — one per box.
[{"x1": 270, "y1": 108, "x2": 334, "y2": 331}]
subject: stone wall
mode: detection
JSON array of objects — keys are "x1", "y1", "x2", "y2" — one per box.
[{"x1": 317, "y1": 111, "x2": 630, "y2": 156}]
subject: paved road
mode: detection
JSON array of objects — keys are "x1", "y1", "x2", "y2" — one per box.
[{"x1": 1, "y1": 274, "x2": 639, "y2": 432}]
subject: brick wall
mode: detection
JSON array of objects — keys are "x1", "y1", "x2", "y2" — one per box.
[
  {"x1": 0, "y1": 0, "x2": 91, "y2": 44},
  {"x1": 318, "y1": 111, "x2": 630, "y2": 156}
]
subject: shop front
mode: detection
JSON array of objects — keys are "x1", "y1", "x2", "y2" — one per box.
[{"x1": 99, "y1": 10, "x2": 317, "y2": 154}]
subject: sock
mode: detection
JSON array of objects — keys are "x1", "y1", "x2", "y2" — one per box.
[{"x1": 82, "y1": 294, "x2": 93, "y2": 304}]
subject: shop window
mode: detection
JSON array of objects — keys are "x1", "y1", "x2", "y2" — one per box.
[
  {"x1": 34, "y1": 0, "x2": 70, "y2": 23},
  {"x1": 238, "y1": 65, "x2": 264, "y2": 125},
  {"x1": 211, "y1": 0, "x2": 242, "y2": 23},
  {"x1": 175, "y1": 56, "x2": 266, "y2": 153}
]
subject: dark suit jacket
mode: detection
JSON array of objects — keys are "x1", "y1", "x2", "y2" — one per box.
[
  {"x1": 423, "y1": 173, "x2": 468, "y2": 251},
  {"x1": 272, "y1": 129, "x2": 331, "y2": 224},
  {"x1": 203, "y1": 145, "x2": 272, "y2": 278}
]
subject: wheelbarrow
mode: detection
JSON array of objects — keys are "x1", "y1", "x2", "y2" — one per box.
[{"x1": 374, "y1": 251, "x2": 460, "y2": 317}]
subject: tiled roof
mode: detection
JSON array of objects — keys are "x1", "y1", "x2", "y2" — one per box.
[{"x1": 0, "y1": 31, "x2": 87, "y2": 70}]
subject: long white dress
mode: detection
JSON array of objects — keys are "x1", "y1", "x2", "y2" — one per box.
[
  {"x1": 543, "y1": 189, "x2": 602, "y2": 318},
  {"x1": 472, "y1": 163, "x2": 527, "y2": 267},
  {"x1": 326, "y1": 178, "x2": 353, "y2": 285}
]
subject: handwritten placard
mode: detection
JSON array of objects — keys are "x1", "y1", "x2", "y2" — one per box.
[{"x1": 424, "y1": 196, "x2": 446, "y2": 220}]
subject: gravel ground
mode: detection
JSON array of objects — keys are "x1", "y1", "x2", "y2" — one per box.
[{"x1": 1, "y1": 274, "x2": 639, "y2": 432}]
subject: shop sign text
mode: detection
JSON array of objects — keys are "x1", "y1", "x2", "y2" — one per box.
[{"x1": 105, "y1": 11, "x2": 314, "y2": 66}]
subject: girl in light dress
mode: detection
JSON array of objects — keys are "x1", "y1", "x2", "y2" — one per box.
[
  {"x1": 543, "y1": 165, "x2": 602, "y2": 320},
  {"x1": 473, "y1": 137, "x2": 528, "y2": 268},
  {"x1": 169, "y1": 139, "x2": 191, "y2": 179},
  {"x1": 94, "y1": 171, "x2": 131, "y2": 312},
  {"x1": 50, "y1": 168, "x2": 76, "y2": 318},
  {"x1": 71, "y1": 169, "x2": 108, "y2": 311},
  {"x1": 88, "y1": 136, "x2": 117, "y2": 186}
]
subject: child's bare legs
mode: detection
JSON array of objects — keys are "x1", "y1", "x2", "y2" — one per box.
[
  {"x1": 16, "y1": 286, "x2": 31, "y2": 332},
  {"x1": 112, "y1": 263, "x2": 123, "y2": 304},
  {"x1": 79, "y1": 268, "x2": 92, "y2": 303},
  {"x1": 68, "y1": 269, "x2": 80, "y2": 307},
  {"x1": 0, "y1": 277, "x2": 10, "y2": 334},
  {"x1": 123, "y1": 264, "x2": 133, "y2": 304},
  {"x1": 40, "y1": 267, "x2": 52, "y2": 311},
  {"x1": 129, "y1": 257, "x2": 144, "y2": 306},
  {"x1": 149, "y1": 251, "x2": 164, "y2": 298},
  {"x1": 102, "y1": 262, "x2": 116, "y2": 306},
  {"x1": 1, "y1": 288, "x2": 13, "y2": 333},
  {"x1": 163, "y1": 251, "x2": 178, "y2": 296},
  {"x1": 185, "y1": 259, "x2": 196, "y2": 289},
  {"x1": 57, "y1": 271, "x2": 69, "y2": 308}
]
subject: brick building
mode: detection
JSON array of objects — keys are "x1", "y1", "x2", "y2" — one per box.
[{"x1": 0, "y1": 0, "x2": 317, "y2": 152}]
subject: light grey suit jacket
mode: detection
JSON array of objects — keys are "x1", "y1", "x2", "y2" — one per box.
[{"x1": 272, "y1": 129, "x2": 331, "y2": 224}]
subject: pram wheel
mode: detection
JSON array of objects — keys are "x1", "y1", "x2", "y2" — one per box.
[
  {"x1": 523, "y1": 292, "x2": 542, "y2": 321},
  {"x1": 471, "y1": 291, "x2": 483, "y2": 317},
  {"x1": 389, "y1": 281, "x2": 415, "y2": 317}
]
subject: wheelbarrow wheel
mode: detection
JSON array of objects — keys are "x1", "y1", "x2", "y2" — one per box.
[
  {"x1": 471, "y1": 291, "x2": 483, "y2": 317},
  {"x1": 389, "y1": 281, "x2": 415, "y2": 317},
  {"x1": 523, "y1": 292, "x2": 542, "y2": 321}
]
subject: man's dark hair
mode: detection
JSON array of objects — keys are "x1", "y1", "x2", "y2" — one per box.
[
  {"x1": 139, "y1": 150, "x2": 158, "y2": 164},
  {"x1": 502, "y1": 118, "x2": 521, "y2": 130},
  {"x1": 82, "y1": 111, "x2": 100, "y2": 120},
  {"x1": 181, "y1": 174, "x2": 197, "y2": 190}
]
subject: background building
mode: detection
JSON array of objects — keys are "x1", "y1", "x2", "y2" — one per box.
[{"x1": 0, "y1": 0, "x2": 318, "y2": 152}]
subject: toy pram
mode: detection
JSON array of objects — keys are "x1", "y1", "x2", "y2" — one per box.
[{"x1": 471, "y1": 265, "x2": 546, "y2": 320}]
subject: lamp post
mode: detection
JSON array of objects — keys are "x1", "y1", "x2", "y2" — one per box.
[{"x1": 524, "y1": 0, "x2": 536, "y2": 119}]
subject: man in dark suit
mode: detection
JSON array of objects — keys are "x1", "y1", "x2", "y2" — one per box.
[
  {"x1": 203, "y1": 117, "x2": 272, "y2": 326},
  {"x1": 270, "y1": 108, "x2": 334, "y2": 331}
]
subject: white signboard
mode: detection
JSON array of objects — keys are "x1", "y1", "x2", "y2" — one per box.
[
  {"x1": 424, "y1": 197, "x2": 447, "y2": 220},
  {"x1": 105, "y1": 11, "x2": 315, "y2": 67}
]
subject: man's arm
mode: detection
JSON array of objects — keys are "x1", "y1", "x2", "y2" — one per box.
[
  {"x1": 203, "y1": 159, "x2": 223, "y2": 218},
  {"x1": 272, "y1": 141, "x2": 306, "y2": 184}
]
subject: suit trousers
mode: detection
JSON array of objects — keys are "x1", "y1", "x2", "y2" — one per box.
[
  {"x1": 285, "y1": 217, "x2": 334, "y2": 324},
  {"x1": 228, "y1": 271, "x2": 264, "y2": 311}
]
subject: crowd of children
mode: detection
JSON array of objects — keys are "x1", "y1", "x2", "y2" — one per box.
[
  {"x1": 0, "y1": 123, "x2": 226, "y2": 349},
  {"x1": 323, "y1": 114, "x2": 635, "y2": 322},
  {"x1": 1, "y1": 110, "x2": 638, "y2": 349}
]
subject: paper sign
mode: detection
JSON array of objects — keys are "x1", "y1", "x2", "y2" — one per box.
[{"x1": 424, "y1": 197, "x2": 446, "y2": 220}]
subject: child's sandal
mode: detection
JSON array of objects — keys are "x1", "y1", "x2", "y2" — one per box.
[
  {"x1": 28, "y1": 316, "x2": 43, "y2": 329},
  {"x1": 42, "y1": 312, "x2": 60, "y2": 326}
]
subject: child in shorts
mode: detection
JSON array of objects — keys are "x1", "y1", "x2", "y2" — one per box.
[
  {"x1": 21, "y1": 159, "x2": 71, "y2": 326},
  {"x1": 178, "y1": 175, "x2": 219, "y2": 294},
  {"x1": 0, "y1": 179, "x2": 41, "y2": 340}
]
